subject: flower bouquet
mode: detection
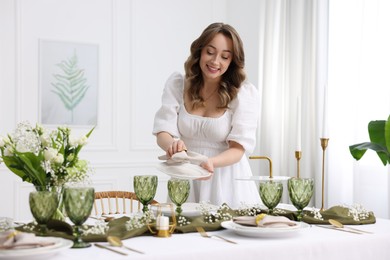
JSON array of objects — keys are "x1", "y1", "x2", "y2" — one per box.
[{"x1": 0, "y1": 122, "x2": 94, "y2": 220}]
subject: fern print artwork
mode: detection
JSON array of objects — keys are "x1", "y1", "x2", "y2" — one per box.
[
  {"x1": 51, "y1": 50, "x2": 89, "y2": 123},
  {"x1": 40, "y1": 40, "x2": 98, "y2": 126}
]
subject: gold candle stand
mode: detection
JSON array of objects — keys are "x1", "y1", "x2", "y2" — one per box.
[
  {"x1": 249, "y1": 156, "x2": 273, "y2": 178},
  {"x1": 295, "y1": 151, "x2": 302, "y2": 178},
  {"x1": 320, "y1": 138, "x2": 329, "y2": 211},
  {"x1": 147, "y1": 203, "x2": 176, "y2": 238}
]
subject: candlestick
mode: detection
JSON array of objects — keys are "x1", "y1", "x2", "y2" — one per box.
[
  {"x1": 295, "y1": 151, "x2": 302, "y2": 178},
  {"x1": 322, "y1": 85, "x2": 328, "y2": 138},
  {"x1": 249, "y1": 156, "x2": 273, "y2": 178},
  {"x1": 296, "y1": 97, "x2": 302, "y2": 151},
  {"x1": 320, "y1": 138, "x2": 329, "y2": 211}
]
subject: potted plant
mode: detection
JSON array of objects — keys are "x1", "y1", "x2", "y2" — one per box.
[{"x1": 349, "y1": 114, "x2": 390, "y2": 166}]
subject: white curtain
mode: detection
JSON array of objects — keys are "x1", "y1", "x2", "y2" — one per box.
[
  {"x1": 328, "y1": 0, "x2": 390, "y2": 218},
  {"x1": 257, "y1": 0, "x2": 328, "y2": 207}
]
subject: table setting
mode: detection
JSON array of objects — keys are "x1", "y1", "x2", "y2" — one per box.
[{"x1": 0, "y1": 122, "x2": 389, "y2": 260}]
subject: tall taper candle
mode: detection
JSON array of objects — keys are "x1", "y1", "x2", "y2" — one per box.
[
  {"x1": 296, "y1": 97, "x2": 301, "y2": 151},
  {"x1": 322, "y1": 85, "x2": 328, "y2": 138}
]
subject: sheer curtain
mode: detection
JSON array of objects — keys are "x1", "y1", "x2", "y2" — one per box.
[
  {"x1": 257, "y1": 0, "x2": 328, "y2": 207},
  {"x1": 328, "y1": 0, "x2": 390, "y2": 218}
]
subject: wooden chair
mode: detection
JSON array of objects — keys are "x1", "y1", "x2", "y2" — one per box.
[{"x1": 93, "y1": 191, "x2": 159, "y2": 216}]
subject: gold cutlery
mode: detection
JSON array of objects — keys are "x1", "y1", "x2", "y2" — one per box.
[
  {"x1": 107, "y1": 236, "x2": 145, "y2": 254},
  {"x1": 328, "y1": 219, "x2": 373, "y2": 234},
  {"x1": 315, "y1": 225, "x2": 362, "y2": 234},
  {"x1": 196, "y1": 226, "x2": 237, "y2": 244},
  {"x1": 94, "y1": 243, "x2": 128, "y2": 256}
]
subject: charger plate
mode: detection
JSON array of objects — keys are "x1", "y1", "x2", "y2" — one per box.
[
  {"x1": 0, "y1": 237, "x2": 72, "y2": 259},
  {"x1": 221, "y1": 220, "x2": 310, "y2": 238}
]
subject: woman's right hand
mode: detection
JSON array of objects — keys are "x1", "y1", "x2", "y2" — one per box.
[{"x1": 166, "y1": 139, "x2": 187, "y2": 158}]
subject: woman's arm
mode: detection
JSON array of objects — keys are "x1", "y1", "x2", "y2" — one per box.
[{"x1": 200, "y1": 140, "x2": 244, "y2": 173}]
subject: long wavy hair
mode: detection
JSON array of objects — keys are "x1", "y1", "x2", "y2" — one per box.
[{"x1": 184, "y1": 22, "x2": 246, "y2": 109}]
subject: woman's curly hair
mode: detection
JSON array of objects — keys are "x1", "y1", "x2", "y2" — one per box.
[{"x1": 184, "y1": 22, "x2": 246, "y2": 109}]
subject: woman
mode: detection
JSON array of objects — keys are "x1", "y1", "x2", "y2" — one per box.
[{"x1": 153, "y1": 23, "x2": 261, "y2": 208}]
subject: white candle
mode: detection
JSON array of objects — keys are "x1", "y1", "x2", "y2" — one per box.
[
  {"x1": 296, "y1": 97, "x2": 301, "y2": 151},
  {"x1": 322, "y1": 85, "x2": 328, "y2": 138},
  {"x1": 157, "y1": 215, "x2": 169, "y2": 230}
]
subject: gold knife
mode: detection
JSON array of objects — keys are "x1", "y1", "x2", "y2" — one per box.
[
  {"x1": 315, "y1": 225, "x2": 362, "y2": 234},
  {"x1": 95, "y1": 243, "x2": 128, "y2": 256}
]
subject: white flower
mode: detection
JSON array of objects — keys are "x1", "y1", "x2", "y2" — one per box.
[
  {"x1": 44, "y1": 148, "x2": 58, "y2": 161},
  {"x1": 78, "y1": 136, "x2": 88, "y2": 146},
  {"x1": 54, "y1": 154, "x2": 64, "y2": 164},
  {"x1": 4, "y1": 147, "x2": 13, "y2": 156},
  {"x1": 15, "y1": 143, "x2": 29, "y2": 153},
  {"x1": 0, "y1": 136, "x2": 4, "y2": 147},
  {"x1": 39, "y1": 133, "x2": 51, "y2": 147},
  {"x1": 69, "y1": 135, "x2": 78, "y2": 147}
]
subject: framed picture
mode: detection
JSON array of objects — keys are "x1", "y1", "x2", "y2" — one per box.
[{"x1": 39, "y1": 40, "x2": 98, "y2": 126}]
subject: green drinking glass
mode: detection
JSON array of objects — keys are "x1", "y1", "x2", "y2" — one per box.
[
  {"x1": 29, "y1": 190, "x2": 59, "y2": 236},
  {"x1": 133, "y1": 175, "x2": 158, "y2": 213},
  {"x1": 168, "y1": 179, "x2": 190, "y2": 215},
  {"x1": 259, "y1": 181, "x2": 283, "y2": 215},
  {"x1": 288, "y1": 177, "x2": 314, "y2": 221},
  {"x1": 63, "y1": 187, "x2": 95, "y2": 248}
]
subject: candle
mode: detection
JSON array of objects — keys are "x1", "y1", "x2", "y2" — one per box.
[
  {"x1": 296, "y1": 97, "x2": 301, "y2": 151},
  {"x1": 157, "y1": 215, "x2": 169, "y2": 231},
  {"x1": 322, "y1": 85, "x2": 328, "y2": 138}
]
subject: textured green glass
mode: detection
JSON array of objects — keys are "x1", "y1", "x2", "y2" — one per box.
[
  {"x1": 64, "y1": 187, "x2": 94, "y2": 248},
  {"x1": 29, "y1": 190, "x2": 59, "y2": 235},
  {"x1": 134, "y1": 175, "x2": 158, "y2": 213},
  {"x1": 168, "y1": 179, "x2": 190, "y2": 215},
  {"x1": 288, "y1": 178, "x2": 314, "y2": 221},
  {"x1": 259, "y1": 181, "x2": 283, "y2": 215}
]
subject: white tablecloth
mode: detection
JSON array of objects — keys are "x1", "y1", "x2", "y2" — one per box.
[{"x1": 50, "y1": 218, "x2": 390, "y2": 260}]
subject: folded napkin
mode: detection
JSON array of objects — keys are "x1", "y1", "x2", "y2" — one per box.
[
  {"x1": 157, "y1": 151, "x2": 211, "y2": 179},
  {"x1": 233, "y1": 214, "x2": 297, "y2": 228},
  {"x1": 0, "y1": 230, "x2": 52, "y2": 249}
]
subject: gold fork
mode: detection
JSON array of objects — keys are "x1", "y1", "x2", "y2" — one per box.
[{"x1": 195, "y1": 226, "x2": 237, "y2": 244}]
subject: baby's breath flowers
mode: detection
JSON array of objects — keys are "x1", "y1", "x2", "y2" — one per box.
[
  {"x1": 125, "y1": 211, "x2": 155, "y2": 231},
  {"x1": 0, "y1": 121, "x2": 94, "y2": 188}
]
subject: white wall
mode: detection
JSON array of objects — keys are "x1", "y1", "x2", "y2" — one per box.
[{"x1": 0, "y1": 0, "x2": 261, "y2": 220}]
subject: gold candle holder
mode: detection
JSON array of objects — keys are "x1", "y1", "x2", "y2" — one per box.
[
  {"x1": 295, "y1": 151, "x2": 302, "y2": 178},
  {"x1": 249, "y1": 156, "x2": 273, "y2": 178},
  {"x1": 147, "y1": 203, "x2": 176, "y2": 238},
  {"x1": 320, "y1": 138, "x2": 329, "y2": 211}
]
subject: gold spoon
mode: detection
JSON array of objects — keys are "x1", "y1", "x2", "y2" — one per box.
[
  {"x1": 328, "y1": 219, "x2": 373, "y2": 234},
  {"x1": 107, "y1": 236, "x2": 145, "y2": 254}
]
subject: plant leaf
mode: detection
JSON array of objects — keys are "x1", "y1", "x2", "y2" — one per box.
[
  {"x1": 349, "y1": 142, "x2": 389, "y2": 166},
  {"x1": 385, "y1": 114, "x2": 390, "y2": 164}
]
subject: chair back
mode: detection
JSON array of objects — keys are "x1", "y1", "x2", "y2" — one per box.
[{"x1": 93, "y1": 191, "x2": 158, "y2": 215}]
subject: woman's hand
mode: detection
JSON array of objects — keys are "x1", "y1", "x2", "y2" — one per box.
[
  {"x1": 166, "y1": 139, "x2": 187, "y2": 158},
  {"x1": 197, "y1": 159, "x2": 214, "y2": 180}
]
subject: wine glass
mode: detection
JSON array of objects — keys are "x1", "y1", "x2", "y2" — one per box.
[
  {"x1": 29, "y1": 190, "x2": 59, "y2": 236},
  {"x1": 288, "y1": 177, "x2": 314, "y2": 221},
  {"x1": 168, "y1": 178, "x2": 190, "y2": 216},
  {"x1": 63, "y1": 186, "x2": 95, "y2": 248},
  {"x1": 259, "y1": 181, "x2": 283, "y2": 215},
  {"x1": 133, "y1": 175, "x2": 158, "y2": 213}
]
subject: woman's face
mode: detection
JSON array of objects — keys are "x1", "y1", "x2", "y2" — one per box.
[{"x1": 199, "y1": 33, "x2": 233, "y2": 82}]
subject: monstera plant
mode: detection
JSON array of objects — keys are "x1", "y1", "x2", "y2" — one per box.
[{"x1": 349, "y1": 115, "x2": 390, "y2": 166}]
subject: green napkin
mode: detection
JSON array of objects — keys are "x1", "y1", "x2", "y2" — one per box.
[{"x1": 16, "y1": 204, "x2": 376, "y2": 242}]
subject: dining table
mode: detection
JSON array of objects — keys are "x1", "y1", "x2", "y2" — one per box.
[
  {"x1": 23, "y1": 216, "x2": 390, "y2": 260},
  {"x1": 2, "y1": 202, "x2": 390, "y2": 260}
]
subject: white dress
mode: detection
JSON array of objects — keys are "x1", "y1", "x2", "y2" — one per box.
[{"x1": 153, "y1": 72, "x2": 261, "y2": 208}]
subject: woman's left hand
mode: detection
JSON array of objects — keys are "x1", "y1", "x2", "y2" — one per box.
[{"x1": 197, "y1": 159, "x2": 214, "y2": 180}]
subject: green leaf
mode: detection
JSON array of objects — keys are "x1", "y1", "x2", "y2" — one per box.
[
  {"x1": 349, "y1": 115, "x2": 390, "y2": 166},
  {"x1": 385, "y1": 115, "x2": 390, "y2": 163}
]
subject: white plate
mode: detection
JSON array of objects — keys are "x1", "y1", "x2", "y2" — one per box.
[
  {"x1": 221, "y1": 220, "x2": 310, "y2": 238},
  {"x1": 152, "y1": 203, "x2": 218, "y2": 217},
  {"x1": 0, "y1": 237, "x2": 73, "y2": 259},
  {"x1": 235, "y1": 176, "x2": 291, "y2": 181},
  {"x1": 157, "y1": 163, "x2": 211, "y2": 180}
]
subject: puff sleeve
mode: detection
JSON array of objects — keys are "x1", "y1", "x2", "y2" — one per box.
[
  {"x1": 227, "y1": 82, "x2": 261, "y2": 154},
  {"x1": 152, "y1": 72, "x2": 185, "y2": 138}
]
